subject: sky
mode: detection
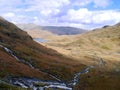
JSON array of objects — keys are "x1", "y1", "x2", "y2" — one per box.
[{"x1": 0, "y1": 0, "x2": 120, "y2": 29}]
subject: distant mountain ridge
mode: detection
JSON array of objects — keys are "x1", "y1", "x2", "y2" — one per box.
[
  {"x1": 41, "y1": 26, "x2": 87, "y2": 35},
  {"x1": 17, "y1": 24, "x2": 87, "y2": 35}
]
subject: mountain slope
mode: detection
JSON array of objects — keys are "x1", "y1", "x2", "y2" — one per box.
[
  {"x1": 0, "y1": 17, "x2": 85, "y2": 84},
  {"x1": 40, "y1": 26, "x2": 87, "y2": 35},
  {"x1": 27, "y1": 29, "x2": 58, "y2": 39},
  {"x1": 2, "y1": 17, "x2": 120, "y2": 89},
  {"x1": 41, "y1": 23, "x2": 120, "y2": 90},
  {"x1": 43, "y1": 24, "x2": 120, "y2": 66},
  {"x1": 17, "y1": 24, "x2": 87, "y2": 35}
]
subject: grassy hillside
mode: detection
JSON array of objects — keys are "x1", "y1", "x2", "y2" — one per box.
[
  {"x1": 41, "y1": 23, "x2": 120, "y2": 89},
  {"x1": 43, "y1": 24, "x2": 120, "y2": 66},
  {"x1": 1, "y1": 17, "x2": 120, "y2": 89},
  {"x1": 0, "y1": 17, "x2": 85, "y2": 84},
  {"x1": 27, "y1": 29, "x2": 58, "y2": 39}
]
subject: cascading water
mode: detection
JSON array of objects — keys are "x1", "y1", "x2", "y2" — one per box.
[
  {"x1": 0, "y1": 43, "x2": 105, "y2": 90},
  {"x1": 0, "y1": 44, "x2": 72, "y2": 90}
]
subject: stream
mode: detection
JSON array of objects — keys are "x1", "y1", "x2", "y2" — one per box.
[
  {"x1": 0, "y1": 44, "x2": 104, "y2": 90},
  {"x1": 8, "y1": 77, "x2": 72, "y2": 90},
  {"x1": 0, "y1": 44, "x2": 72, "y2": 90}
]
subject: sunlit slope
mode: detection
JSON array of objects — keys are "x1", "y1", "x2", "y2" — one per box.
[
  {"x1": 27, "y1": 29, "x2": 58, "y2": 39},
  {"x1": 42, "y1": 23, "x2": 120, "y2": 90},
  {"x1": 43, "y1": 24, "x2": 120, "y2": 68}
]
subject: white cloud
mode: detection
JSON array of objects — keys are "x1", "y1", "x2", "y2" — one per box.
[
  {"x1": 59, "y1": 8, "x2": 120, "y2": 29},
  {"x1": 0, "y1": 0, "x2": 120, "y2": 29},
  {"x1": 41, "y1": 9, "x2": 60, "y2": 16},
  {"x1": 0, "y1": 0, "x2": 25, "y2": 12},
  {"x1": 66, "y1": 8, "x2": 92, "y2": 23},
  {"x1": 25, "y1": 0, "x2": 69, "y2": 15},
  {"x1": 33, "y1": 16, "x2": 40, "y2": 24},
  {"x1": 92, "y1": 10, "x2": 120, "y2": 24},
  {"x1": 3, "y1": 12, "x2": 15, "y2": 18}
]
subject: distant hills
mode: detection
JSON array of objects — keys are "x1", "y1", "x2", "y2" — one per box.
[
  {"x1": 40, "y1": 26, "x2": 87, "y2": 35},
  {"x1": 17, "y1": 24, "x2": 87, "y2": 35}
]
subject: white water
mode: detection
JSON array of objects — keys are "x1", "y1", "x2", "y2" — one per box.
[
  {"x1": 69, "y1": 67, "x2": 90, "y2": 86},
  {"x1": 9, "y1": 77, "x2": 72, "y2": 90},
  {"x1": 0, "y1": 44, "x2": 62, "y2": 81},
  {"x1": 14, "y1": 81, "x2": 28, "y2": 88},
  {"x1": 0, "y1": 44, "x2": 105, "y2": 90},
  {"x1": 0, "y1": 45, "x2": 20, "y2": 61},
  {"x1": 45, "y1": 85, "x2": 72, "y2": 90},
  {"x1": 69, "y1": 54, "x2": 105, "y2": 86},
  {"x1": 0, "y1": 44, "x2": 71, "y2": 90}
]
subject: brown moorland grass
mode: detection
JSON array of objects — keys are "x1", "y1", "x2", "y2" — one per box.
[
  {"x1": 41, "y1": 24, "x2": 120, "y2": 67},
  {"x1": 0, "y1": 47, "x2": 52, "y2": 80},
  {"x1": 0, "y1": 17, "x2": 85, "y2": 82},
  {"x1": 30, "y1": 23, "x2": 120, "y2": 89}
]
